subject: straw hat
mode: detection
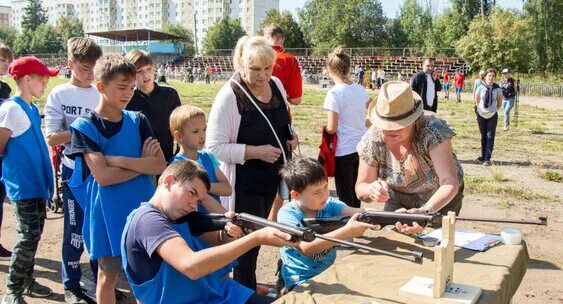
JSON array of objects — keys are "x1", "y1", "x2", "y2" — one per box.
[{"x1": 369, "y1": 81, "x2": 423, "y2": 130}]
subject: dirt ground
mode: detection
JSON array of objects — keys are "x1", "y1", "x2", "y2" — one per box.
[{"x1": 0, "y1": 94, "x2": 561, "y2": 303}]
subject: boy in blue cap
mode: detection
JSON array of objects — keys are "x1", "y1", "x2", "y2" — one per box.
[{"x1": 0, "y1": 56, "x2": 59, "y2": 304}]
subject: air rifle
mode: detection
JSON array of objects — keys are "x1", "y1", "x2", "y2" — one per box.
[
  {"x1": 302, "y1": 211, "x2": 547, "y2": 234},
  {"x1": 176, "y1": 211, "x2": 423, "y2": 264}
]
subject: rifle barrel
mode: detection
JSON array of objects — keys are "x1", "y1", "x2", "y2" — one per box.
[
  {"x1": 456, "y1": 216, "x2": 547, "y2": 225},
  {"x1": 314, "y1": 234, "x2": 423, "y2": 264}
]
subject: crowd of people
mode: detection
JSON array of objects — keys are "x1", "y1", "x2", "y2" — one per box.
[{"x1": 0, "y1": 20, "x2": 520, "y2": 304}]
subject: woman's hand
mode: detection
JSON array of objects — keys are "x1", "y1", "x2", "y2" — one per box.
[
  {"x1": 368, "y1": 179, "x2": 389, "y2": 202},
  {"x1": 254, "y1": 145, "x2": 282, "y2": 163},
  {"x1": 393, "y1": 208, "x2": 425, "y2": 234},
  {"x1": 287, "y1": 134, "x2": 298, "y2": 152}
]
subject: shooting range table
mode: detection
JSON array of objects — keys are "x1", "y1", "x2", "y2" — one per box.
[{"x1": 274, "y1": 229, "x2": 529, "y2": 304}]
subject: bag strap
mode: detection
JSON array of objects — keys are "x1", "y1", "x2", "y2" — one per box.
[{"x1": 230, "y1": 76, "x2": 287, "y2": 164}]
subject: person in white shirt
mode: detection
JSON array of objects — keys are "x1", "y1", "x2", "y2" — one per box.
[
  {"x1": 43, "y1": 37, "x2": 102, "y2": 304},
  {"x1": 323, "y1": 47, "x2": 370, "y2": 208}
]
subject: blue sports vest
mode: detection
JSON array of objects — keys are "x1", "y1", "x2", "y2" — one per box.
[
  {"x1": 170, "y1": 151, "x2": 219, "y2": 202},
  {"x1": 121, "y1": 205, "x2": 254, "y2": 304},
  {"x1": 68, "y1": 110, "x2": 155, "y2": 259},
  {"x1": 2, "y1": 97, "x2": 53, "y2": 201}
]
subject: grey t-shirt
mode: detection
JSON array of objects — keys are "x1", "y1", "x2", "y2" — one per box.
[{"x1": 124, "y1": 204, "x2": 180, "y2": 285}]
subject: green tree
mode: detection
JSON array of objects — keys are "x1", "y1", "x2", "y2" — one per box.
[
  {"x1": 524, "y1": 0, "x2": 563, "y2": 73},
  {"x1": 398, "y1": 0, "x2": 433, "y2": 47},
  {"x1": 297, "y1": 0, "x2": 387, "y2": 50},
  {"x1": 456, "y1": 8, "x2": 533, "y2": 72},
  {"x1": 56, "y1": 16, "x2": 84, "y2": 51},
  {"x1": 259, "y1": 9, "x2": 309, "y2": 48},
  {"x1": 387, "y1": 18, "x2": 408, "y2": 48},
  {"x1": 21, "y1": 0, "x2": 48, "y2": 32},
  {"x1": 426, "y1": 9, "x2": 467, "y2": 48},
  {"x1": 0, "y1": 26, "x2": 17, "y2": 47},
  {"x1": 202, "y1": 17, "x2": 246, "y2": 55},
  {"x1": 13, "y1": 31, "x2": 32, "y2": 55},
  {"x1": 162, "y1": 23, "x2": 195, "y2": 56},
  {"x1": 30, "y1": 24, "x2": 63, "y2": 53}
]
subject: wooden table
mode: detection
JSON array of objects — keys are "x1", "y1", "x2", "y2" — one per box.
[{"x1": 275, "y1": 229, "x2": 529, "y2": 304}]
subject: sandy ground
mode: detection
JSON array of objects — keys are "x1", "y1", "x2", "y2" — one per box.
[{"x1": 0, "y1": 95, "x2": 561, "y2": 304}]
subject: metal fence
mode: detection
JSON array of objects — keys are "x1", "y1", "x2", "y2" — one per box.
[
  {"x1": 462, "y1": 80, "x2": 563, "y2": 97},
  {"x1": 208, "y1": 47, "x2": 459, "y2": 58}
]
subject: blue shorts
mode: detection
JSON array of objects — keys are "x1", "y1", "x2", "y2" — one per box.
[
  {"x1": 442, "y1": 84, "x2": 450, "y2": 90},
  {"x1": 455, "y1": 87, "x2": 462, "y2": 94}
]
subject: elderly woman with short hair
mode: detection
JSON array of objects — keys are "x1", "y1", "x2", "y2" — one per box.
[
  {"x1": 207, "y1": 36, "x2": 297, "y2": 292},
  {"x1": 355, "y1": 81, "x2": 464, "y2": 234}
]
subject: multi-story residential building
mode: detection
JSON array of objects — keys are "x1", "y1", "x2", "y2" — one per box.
[
  {"x1": 8, "y1": 0, "x2": 279, "y2": 53},
  {"x1": 0, "y1": 5, "x2": 10, "y2": 27}
]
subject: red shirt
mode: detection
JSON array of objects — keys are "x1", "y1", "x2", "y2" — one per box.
[
  {"x1": 454, "y1": 73, "x2": 464, "y2": 88},
  {"x1": 443, "y1": 71, "x2": 450, "y2": 83},
  {"x1": 272, "y1": 45, "x2": 302, "y2": 100}
]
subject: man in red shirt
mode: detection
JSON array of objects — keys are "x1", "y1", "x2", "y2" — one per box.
[
  {"x1": 453, "y1": 69, "x2": 465, "y2": 103},
  {"x1": 264, "y1": 24, "x2": 302, "y2": 105}
]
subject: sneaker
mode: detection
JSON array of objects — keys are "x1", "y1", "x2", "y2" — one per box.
[
  {"x1": 483, "y1": 160, "x2": 491, "y2": 166},
  {"x1": 65, "y1": 287, "x2": 96, "y2": 304},
  {"x1": 256, "y1": 284, "x2": 270, "y2": 296},
  {"x1": 503, "y1": 124, "x2": 509, "y2": 131},
  {"x1": 1, "y1": 294, "x2": 28, "y2": 304},
  {"x1": 474, "y1": 156, "x2": 484, "y2": 163},
  {"x1": 22, "y1": 279, "x2": 52, "y2": 298},
  {"x1": 0, "y1": 244, "x2": 12, "y2": 261}
]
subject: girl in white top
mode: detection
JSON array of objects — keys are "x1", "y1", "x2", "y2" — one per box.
[
  {"x1": 474, "y1": 68, "x2": 503, "y2": 166},
  {"x1": 323, "y1": 47, "x2": 370, "y2": 207}
]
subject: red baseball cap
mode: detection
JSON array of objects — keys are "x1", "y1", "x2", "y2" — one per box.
[{"x1": 8, "y1": 56, "x2": 59, "y2": 80}]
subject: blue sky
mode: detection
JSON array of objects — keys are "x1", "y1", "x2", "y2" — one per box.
[{"x1": 280, "y1": 0, "x2": 524, "y2": 19}]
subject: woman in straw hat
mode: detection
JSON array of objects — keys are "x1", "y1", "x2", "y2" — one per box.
[{"x1": 355, "y1": 81, "x2": 464, "y2": 234}]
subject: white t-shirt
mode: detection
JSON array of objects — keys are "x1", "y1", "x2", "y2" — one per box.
[
  {"x1": 0, "y1": 99, "x2": 32, "y2": 137},
  {"x1": 44, "y1": 83, "x2": 99, "y2": 169},
  {"x1": 426, "y1": 73, "x2": 435, "y2": 107},
  {"x1": 323, "y1": 83, "x2": 370, "y2": 156}
]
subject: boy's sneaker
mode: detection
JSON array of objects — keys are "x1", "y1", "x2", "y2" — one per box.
[
  {"x1": 65, "y1": 287, "x2": 96, "y2": 304},
  {"x1": 0, "y1": 244, "x2": 12, "y2": 261},
  {"x1": 22, "y1": 279, "x2": 52, "y2": 298},
  {"x1": 483, "y1": 160, "x2": 492, "y2": 166},
  {"x1": 1, "y1": 294, "x2": 28, "y2": 304},
  {"x1": 474, "y1": 156, "x2": 484, "y2": 163}
]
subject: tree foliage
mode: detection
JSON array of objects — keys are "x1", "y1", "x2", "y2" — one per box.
[
  {"x1": 398, "y1": 0, "x2": 433, "y2": 47},
  {"x1": 30, "y1": 24, "x2": 63, "y2": 54},
  {"x1": 0, "y1": 26, "x2": 17, "y2": 47},
  {"x1": 259, "y1": 9, "x2": 309, "y2": 48},
  {"x1": 202, "y1": 17, "x2": 246, "y2": 55},
  {"x1": 162, "y1": 23, "x2": 195, "y2": 56},
  {"x1": 524, "y1": 0, "x2": 563, "y2": 73},
  {"x1": 21, "y1": 0, "x2": 48, "y2": 32},
  {"x1": 456, "y1": 8, "x2": 533, "y2": 72},
  {"x1": 56, "y1": 16, "x2": 84, "y2": 51},
  {"x1": 298, "y1": 0, "x2": 387, "y2": 50}
]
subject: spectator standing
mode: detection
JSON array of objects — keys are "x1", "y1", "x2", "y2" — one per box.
[
  {"x1": 474, "y1": 68, "x2": 502, "y2": 166},
  {"x1": 378, "y1": 68, "x2": 385, "y2": 89},
  {"x1": 500, "y1": 69, "x2": 517, "y2": 131},
  {"x1": 442, "y1": 69, "x2": 450, "y2": 99},
  {"x1": 453, "y1": 69, "x2": 465, "y2": 103},
  {"x1": 410, "y1": 59, "x2": 441, "y2": 113},
  {"x1": 0, "y1": 44, "x2": 13, "y2": 262}
]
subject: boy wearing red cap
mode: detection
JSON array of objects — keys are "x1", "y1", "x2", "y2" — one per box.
[{"x1": 0, "y1": 56, "x2": 59, "y2": 304}]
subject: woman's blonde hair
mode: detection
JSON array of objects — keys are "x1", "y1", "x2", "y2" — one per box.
[
  {"x1": 233, "y1": 36, "x2": 275, "y2": 71},
  {"x1": 326, "y1": 47, "x2": 350, "y2": 79}
]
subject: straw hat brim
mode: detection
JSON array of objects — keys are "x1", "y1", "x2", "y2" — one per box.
[{"x1": 370, "y1": 91, "x2": 423, "y2": 131}]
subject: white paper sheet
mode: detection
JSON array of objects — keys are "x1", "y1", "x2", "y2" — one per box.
[{"x1": 419, "y1": 228, "x2": 502, "y2": 251}]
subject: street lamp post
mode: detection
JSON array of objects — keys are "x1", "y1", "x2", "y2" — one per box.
[{"x1": 187, "y1": 2, "x2": 198, "y2": 56}]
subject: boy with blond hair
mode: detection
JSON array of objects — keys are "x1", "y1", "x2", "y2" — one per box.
[
  {"x1": 0, "y1": 43, "x2": 14, "y2": 261},
  {"x1": 68, "y1": 54, "x2": 166, "y2": 304},
  {"x1": 0, "y1": 56, "x2": 59, "y2": 304},
  {"x1": 125, "y1": 49, "x2": 181, "y2": 163},
  {"x1": 169, "y1": 105, "x2": 231, "y2": 213},
  {"x1": 43, "y1": 37, "x2": 102, "y2": 304}
]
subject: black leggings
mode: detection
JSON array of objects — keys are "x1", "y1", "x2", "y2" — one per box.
[
  {"x1": 477, "y1": 113, "x2": 498, "y2": 161},
  {"x1": 233, "y1": 190, "x2": 276, "y2": 290},
  {"x1": 334, "y1": 152, "x2": 360, "y2": 208}
]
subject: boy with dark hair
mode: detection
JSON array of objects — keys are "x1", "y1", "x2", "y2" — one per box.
[
  {"x1": 121, "y1": 159, "x2": 297, "y2": 304},
  {"x1": 0, "y1": 43, "x2": 13, "y2": 261},
  {"x1": 125, "y1": 50, "x2": 182, "y2": 162},
  {"x1": 68, "y1": 54, "x2": 166, "y2": 304},
  {"x1": 0, "y1": 56, "x2": 59, "y2": 304},
  {"x1": 44, "y1": 37, "x2": 102, "y2": 304},
  {"x1": 277, "y1": 157, "x2": 376, "y2": 292}
]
